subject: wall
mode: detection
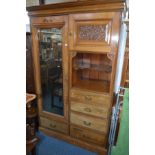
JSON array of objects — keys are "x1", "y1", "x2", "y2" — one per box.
[
  {"x1": 45, "y1": 0, "x2": 77, "y2": 4},
  {"x1": 26, "y1": 0, "x2": 39, "y2": 7},
  {"x1": 26, "y1": 0, "x2": 77, "y2": 7}
]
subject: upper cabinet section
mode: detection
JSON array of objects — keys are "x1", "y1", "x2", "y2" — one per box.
[{"x1": 69, "y1": 12, "x2": 120, "y2": 53}]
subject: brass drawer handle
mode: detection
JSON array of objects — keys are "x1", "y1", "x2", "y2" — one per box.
[
  {"x1": 82, "y1": 134, "x2": 91, "y2": 140},
  {"x1": 85, "y1": 95, "x2": 92, "y2": 101},
  {"x1": 50, "y1": 124, "x2": 56, "y2": 128},
  {"x1": 84, "y1": 107, "x2": 92, "y2": 112},
  {"x1": 69, "y1": 32, "x2": 73, "y2": 36},
  {"x1": 83, "y1": 121, "x2": 91, "y2": 126}
]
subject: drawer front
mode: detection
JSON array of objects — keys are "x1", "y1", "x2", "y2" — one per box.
[
  {"x1": 70, "y1": 89, "x2": 111, "y2": 106},
  {"x1": 31, "y1": 16, "x2": 67, "y2": 25},
  {"x1": 70, "y1": 125, "x2": 107, "y2": 146},
  {"x1": 71, "y1": 101, "x2": 109, "y2": 119},
  {"x1": 70, "y1": 112, "x2": 108, "y2": 133},
  {"x1": 40, "y1": 117, "x2": 68, "y2": 134}
]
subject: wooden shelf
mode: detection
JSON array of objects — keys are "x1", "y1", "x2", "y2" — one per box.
[
  {"x1": 73, "y1": 79, "x2": 110, "y2": 93},
  {"x1": 73, "y1": 64, "x2": 112, "y2": 73}
]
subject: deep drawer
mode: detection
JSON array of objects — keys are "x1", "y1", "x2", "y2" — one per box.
[
  {"x1": 70, "y1": 125, "x2": 107, "y2": 146},
  {"x1": 70, "y1": 88, "x2": 111, "y2": 106},
  {"x1": 40, "y1": 117, "x2": 68, "y2": 134},
  {"x1": 70, "y1": 112, "x2": 108, "y2": 133},
  {"x1": 70, "y1": 101, "x2": 109, "y2": 119}
]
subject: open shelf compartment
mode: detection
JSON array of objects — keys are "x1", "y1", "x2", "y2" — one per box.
[{"x1": 71, "y1": 52, "x2": 112, "y2": 93}]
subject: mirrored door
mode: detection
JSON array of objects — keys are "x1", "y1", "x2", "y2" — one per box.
[{"x1": 38, "y1": 28, "x2": 64, "y2": 116}]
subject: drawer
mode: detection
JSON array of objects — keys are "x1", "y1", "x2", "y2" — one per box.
[
  {"x1": 40, "y1": 117, "x2": 68, "y2": 134},
  {"x1": 70, "y1": 125, "x2": 107, "y2": 146},
  {"x1": 31, "y1": 16, "x2": 67, "y2": 25},
  {"x1": 70, "y1": 89, "x2": 111, "y2": 106},
  {"x1": 70, "y1": 101, "x2": 109, "y2": 119},
  {"x1": 70, "y1": 112, "x2": 108, "y2": 133}
]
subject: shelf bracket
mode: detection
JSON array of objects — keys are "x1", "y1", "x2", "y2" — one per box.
[{"x1": 107, "y1": 52, "x2": 115, "y2": 61}]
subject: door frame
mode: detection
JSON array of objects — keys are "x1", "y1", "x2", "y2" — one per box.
[{"x1": 30, "y1": 15, "x2": 69, "y2": 123}]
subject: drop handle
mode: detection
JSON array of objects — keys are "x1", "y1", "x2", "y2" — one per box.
[
  {"x1": 43, "y1": 18, "x2": 53, "y2": 23},
  {"x1": 82, "y1": 134, "x2": 90, "y2": 139},
  {"x1": 84, "y1": 107, "x2": 92, "y2": 112},
  {"x1": 83, "y1": 121, "x2": 91, "y2": 126},
  {"x1": 50, "y1": 124, "x2": 56, "y2": 128},
  {"x1": 64, "y1": 76, "x2": 68, "y2": 81},
  {"x1": 85, "y1": 95, "x2": 92, "y2": 101},
  {"x1": 69, "y1": 32, "x2": 73, "y2": 36}
]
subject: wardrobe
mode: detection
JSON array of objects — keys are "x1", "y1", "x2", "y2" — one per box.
[{"x1": 27, "y1": 0, "x2": 125, "y2": 154}]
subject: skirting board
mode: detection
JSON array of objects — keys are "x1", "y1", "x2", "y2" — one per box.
[{"x1": 39, "y1": 126, "x2": 107, "y2": 155}]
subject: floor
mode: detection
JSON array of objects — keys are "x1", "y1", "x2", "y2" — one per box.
[{"x1": 36, "y1": 131, "x2": 97, "y2": 155}]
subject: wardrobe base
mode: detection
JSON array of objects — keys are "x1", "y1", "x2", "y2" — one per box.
[{"x1": 39, "y1": 126, "x2": 107, "y2": 155}]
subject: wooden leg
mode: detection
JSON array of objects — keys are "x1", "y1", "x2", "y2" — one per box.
[{"x1": 32, "y1": 147, "x2": 36, "y2": 155}]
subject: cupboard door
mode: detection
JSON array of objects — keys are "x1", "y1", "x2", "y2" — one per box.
[
  {"x1": 31, "y1": 15, "x2": 69, "y2": 121},
  {"x1": 69, "y1": 12, "x2": 120, "y2": 52}
]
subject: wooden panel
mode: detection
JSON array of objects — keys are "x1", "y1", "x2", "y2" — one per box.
[
  {"x1": 70, "y1": 88, "x2": 112, "y2": 106},
  {"x1": 70, "y1": 101, "x2": 109, "y2": 119},
  {"x1": 70, "y1": 112, "x2": 108, "y2": 133},
  {"x1": 26, "y1": 33, "x2": 35, "y2": 93},
  {"x1": 69, "y1": 12, "x2": 120, "y2": 52},
  {"x1": 70, "y1": 124, "x2": 107, "y2": 146},
  {"x1": 31, "y1": 16, "x2": 66, "y2": 25},
  {"x1": 40, "y1": 117, "x2": 68, "y2": 134}
]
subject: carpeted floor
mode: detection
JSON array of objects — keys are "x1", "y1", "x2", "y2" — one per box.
[{"x1": 36, "y1": 131, "x2": 97, "y2": 155}]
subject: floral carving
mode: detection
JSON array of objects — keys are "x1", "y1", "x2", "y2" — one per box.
[
  {"x1": 107, "y1": 52, "x2": 115, "y2": 60},
  {"x1": 78, "y1": 25, "x2": 106, "y2": 41}
]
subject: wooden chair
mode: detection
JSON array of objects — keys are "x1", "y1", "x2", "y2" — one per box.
[
  {"x1": 26, "y1": 93, "x2": 39, "y2": 155},
  {"x1": 26, "y1": 134, "x2": 39, "y2": 155}
]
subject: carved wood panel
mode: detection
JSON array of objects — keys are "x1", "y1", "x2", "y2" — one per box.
[{"x1": 78, "y1": 25, "x2": 106, "y2": 41}]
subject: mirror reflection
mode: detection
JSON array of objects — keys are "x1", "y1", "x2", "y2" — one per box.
[{"x1": 38, "y1": 28, "x2": 63, "y2": 116}]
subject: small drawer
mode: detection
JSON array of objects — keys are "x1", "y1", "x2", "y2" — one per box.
[
  {"x1": 70, "y1": 125, "x2": 107, "y2": 146},
  {"x1": 40, "y1": 117, "x2": 68, "y2": 134},
  {"x1": 70, "y1": 112, "x2": 108, "y2": 133},
  {"x1": 31, "y1": 16, "x2": 67, "y2": 25},
  {"x1": 70, "y1": 89, "x2": 111, "y2": 106},
  {"x1": 70, "y1": 101, "x2": 109, "y2": 119}
]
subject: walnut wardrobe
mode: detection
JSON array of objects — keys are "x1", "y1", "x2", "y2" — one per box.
[{"x1": 27, "y1": 1, "x2": 125, "y2": 154}]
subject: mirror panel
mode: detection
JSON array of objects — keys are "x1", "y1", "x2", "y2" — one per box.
[{"x1": 38, "y1": 28, "x2": 64, "y2": 116}]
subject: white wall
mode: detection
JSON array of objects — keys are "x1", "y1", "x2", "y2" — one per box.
[
  {"x1": 45, "y1": 0, "x2": 77, "y2": 4},
  {"x1": 26, "y1": 0, "x2": 39, "y2": 7}
]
